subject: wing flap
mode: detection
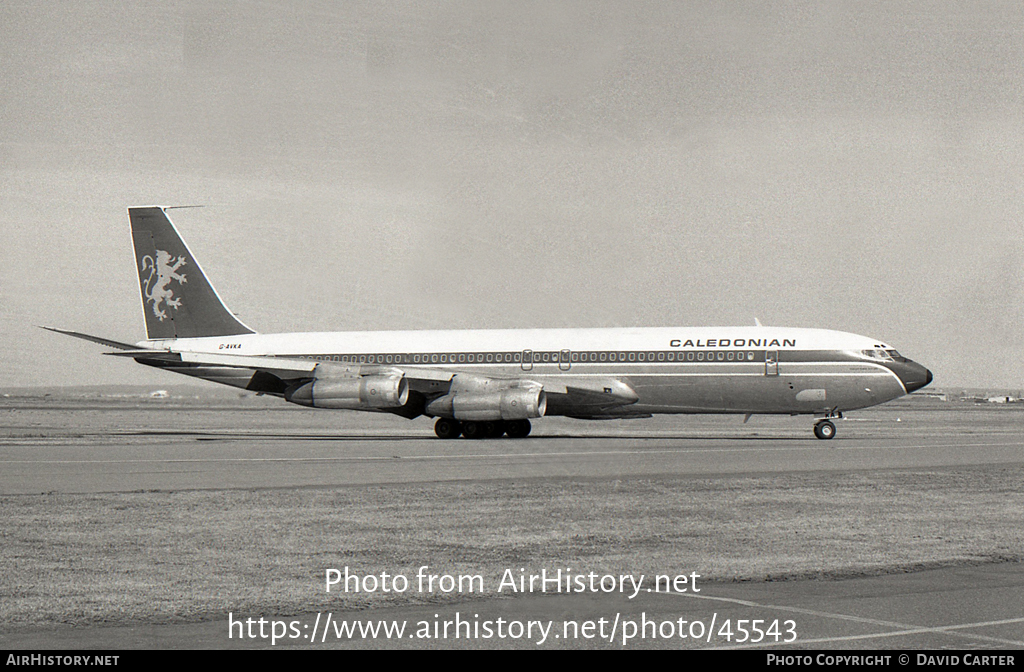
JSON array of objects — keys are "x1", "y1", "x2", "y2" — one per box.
[{"x1": 531, "y1": 376, "x2": 639, "y2": 406}]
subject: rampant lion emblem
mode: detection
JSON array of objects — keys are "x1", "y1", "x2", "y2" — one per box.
[{"x1": 141, "y1": 250, "x2": 187, "y2": 321}]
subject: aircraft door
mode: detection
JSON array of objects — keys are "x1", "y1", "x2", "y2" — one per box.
[
  {"x1": 559, "y1": 349, "x2": 571, "y2": 371},
  {"x1": 765, "y1": 350, "x2": 779, "y2": 376},
  {"x1": 522, "y1": 349, "x2": 533, "y2": 371}
]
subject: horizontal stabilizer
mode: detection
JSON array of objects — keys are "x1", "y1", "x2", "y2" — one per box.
[{"x1": 41, "y1": 327, "x2": 139, "y2": 351}]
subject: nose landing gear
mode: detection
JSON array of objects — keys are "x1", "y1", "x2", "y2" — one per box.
[
  {"x1": 813, "y1": 410, "x2": 842, "y2": 440},
  {"x1": 813, "y1": 420, "x2": 836, "y2": 440}
]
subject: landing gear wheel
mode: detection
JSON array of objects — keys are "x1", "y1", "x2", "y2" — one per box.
[
  {"x1": 504, "y1": 419, "x2": 532, "y2": 439},
  {"x1": 487, "y1": 421, "x2": 507, "y2": 438},
  {"x1": 813, "y1": 420, "x2": 836, "y2": 440},
  {"x1": 434, "y1": 418, "x2": 462, "y2": 439},
  {"x1": 461, "y1": 421, "x2": 484, "y2": 439}
]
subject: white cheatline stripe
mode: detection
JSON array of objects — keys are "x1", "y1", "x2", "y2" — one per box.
[{"x1": 668, "y1": 591, "x2": 1024, "y2": 648}]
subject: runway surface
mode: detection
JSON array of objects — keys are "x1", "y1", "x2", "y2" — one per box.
[
  {"x1": 2, "y1": 394, "x2": 1023, "y2": 650},
  {"x1": 2, "y1": 396, "x2": 1023, "y2": 495}
]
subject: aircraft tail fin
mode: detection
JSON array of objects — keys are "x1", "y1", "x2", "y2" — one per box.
[{"x1": 129, "y1": 207, "x2": 256, "y2": 340}]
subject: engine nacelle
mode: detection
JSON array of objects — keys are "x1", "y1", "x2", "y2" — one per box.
[
  {"x1": 425, "y1": 387, "x2": 546, "y2": 421},
  {"x1": 286, "y1": 375, "x2": 409, "y2": 410}
]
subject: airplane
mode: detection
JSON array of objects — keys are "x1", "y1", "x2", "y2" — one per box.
[{"x1": 45, "y1": 206, "x2": 933, "y2": 440}]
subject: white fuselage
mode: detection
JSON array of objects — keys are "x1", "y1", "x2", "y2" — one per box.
[{"x1": 143, "y1": 326, "x2": 918, "y2": 416}]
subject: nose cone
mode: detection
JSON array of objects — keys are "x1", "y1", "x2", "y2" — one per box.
[{"x1": 897, "y1": 361, "x2": 933, "y2": 394}]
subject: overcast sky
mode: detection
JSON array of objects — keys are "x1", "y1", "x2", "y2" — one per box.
[{"x1": 1, "y1": 1, "x2": 1022, "y2": 389}]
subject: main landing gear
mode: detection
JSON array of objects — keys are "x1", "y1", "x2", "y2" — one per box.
[
  {"x1": 813, "y1": 411, "x2": 842, "y2": 440},
  {"x1": 434, "y1": 418, "x2": 532, "y2": 439}
]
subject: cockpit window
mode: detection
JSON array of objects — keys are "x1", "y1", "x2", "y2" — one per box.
[
  {"x1": 861, "y1": 349, "x2": 894, "y2": 361},
  {"x1": 886, "y1": 349, "x2": 905, "y2": 361}
]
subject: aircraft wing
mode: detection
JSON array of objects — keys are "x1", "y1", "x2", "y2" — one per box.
[
  {"x1": 135, "y1": 351, "x2": 639, "y2": 412},
  {"x1": 43, "y1": 327, "x2": 638, "y2": 416},
  {"x1": 105, "y1": 349, "x2": 321, "y2": 383},
  {"x1": 120, "y1": 351, "x2": 641, "y2": 414}
]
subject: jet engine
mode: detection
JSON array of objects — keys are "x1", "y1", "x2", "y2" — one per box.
[
  {"x1": 285, "y1": 375, "x2": 409, "y2": 410},
  {"x1": 425, "y1": 387, "x2": 546, "y2": 421}
]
